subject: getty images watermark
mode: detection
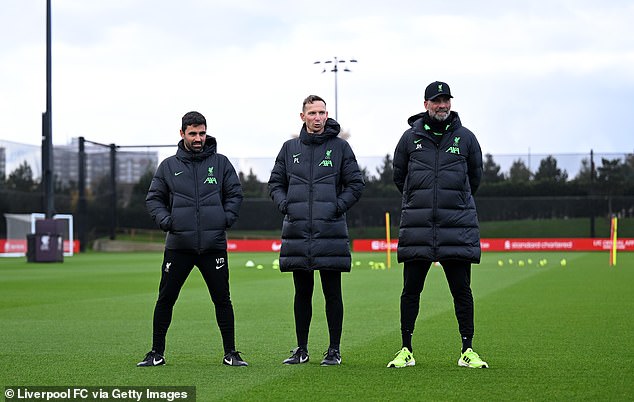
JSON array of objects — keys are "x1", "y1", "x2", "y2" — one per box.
[{"x1": 4, "y1": 387, "x2": 195, "y2": 401}]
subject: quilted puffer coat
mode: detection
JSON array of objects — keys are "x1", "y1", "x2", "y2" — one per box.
[
  {"x1": 268, "y1": 118, "x2": 364, "y2": 271},
  {"x1": 393, "y1": 111, "x2": 482, "y2": 263}
]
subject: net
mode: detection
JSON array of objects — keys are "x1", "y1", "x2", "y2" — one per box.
[{"x1": 1, "y1": 213, "x2": 74, "y2": 257}]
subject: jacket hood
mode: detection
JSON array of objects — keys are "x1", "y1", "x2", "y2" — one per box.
[
  {"x1": 407, "y1": 111, "x2": 462, "y2": 132},
  {"x1": 176, "y1": 135, "x2": 217, "y2": 161},
  {"x1": 299, "y1": 118, "x2": 341, "y2": 145}
]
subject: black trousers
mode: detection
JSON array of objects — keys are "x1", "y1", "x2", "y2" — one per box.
[
  {"x1": 151, "y1": 249, "x2": 235, "y2": 355},
  {"x1": 292, "y1": 270, "x2": 343, "y2": 350},
  {"x1": 401, "y1": 260, "x2": 474, "y2": 338}
]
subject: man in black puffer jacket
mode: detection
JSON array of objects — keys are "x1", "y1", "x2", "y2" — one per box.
[
  {"x1": 386, "y1": 82, "x2": 489, "y2": 369},
  {"x1": 137, "y1": 111, "x2": 248, "y2": 368},
  {"x1": 269, "y1": 95, "x2": 364, "y2": 366}
]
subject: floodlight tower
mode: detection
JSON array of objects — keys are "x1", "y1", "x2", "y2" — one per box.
[
  {"x1": 313, "y1": 57, "x2": 357, "y2": 121},
  {"x1": 42, "y1": 0, "x2": 54, "y2": 217}
]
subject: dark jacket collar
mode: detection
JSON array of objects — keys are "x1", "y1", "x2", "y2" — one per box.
[
  {"x1": 408, "y1": 111, "x2": 462, "y2": 134},
  {"x1": 176, "y1": 135, "x2": 217, "y2": 161},
  {"x1": 299, "y1": 118, "x2": 341, "y2": 145}
]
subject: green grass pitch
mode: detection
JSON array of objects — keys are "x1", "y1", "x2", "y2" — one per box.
[{"x1": 1, "y1": 251, "x2": 633, "y2": 401}]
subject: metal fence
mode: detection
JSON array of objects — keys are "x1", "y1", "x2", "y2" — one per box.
[{"x1": 1, "y1": 137, "x2": 633, "y2": 245}]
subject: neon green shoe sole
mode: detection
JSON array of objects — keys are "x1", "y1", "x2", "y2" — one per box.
[
  {"x1": 387, "y1": 347, "x2": 415, "y2": 368},
  {"x1": 458, "y1": 348, "x2": 488, "y2": 368}
]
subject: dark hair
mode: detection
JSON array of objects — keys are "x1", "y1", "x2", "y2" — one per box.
[
  {"x1": 181, "y1": 111, "x2": 206, "y2": 132},
  {"x1": 302, "y1": 95, "x2": 326, "y2": 112}
]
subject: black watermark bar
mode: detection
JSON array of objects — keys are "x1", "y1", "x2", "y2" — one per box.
[{"x1": 4, "y1": 387, "x2": 195, "y2": 402}]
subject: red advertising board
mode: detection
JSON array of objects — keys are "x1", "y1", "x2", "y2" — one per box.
[
  {"x1": 0, "y1": 239, "x2": 278, "y2": 255},
  {"x1": 353, "y1": 238, "x2": 634, "y2": 252},
  {"x1": 2, "y1": 238, "x2": 631, "y2": 255},
  {"x1": 0, "y1": 239, "x2": 80, "y2": 254}
]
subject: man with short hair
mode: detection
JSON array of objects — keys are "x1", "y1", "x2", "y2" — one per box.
[
  {"x1": 137, "y1": 111, "x2": 247, "y2": 367},
  {"x1": 268, "y1": 95, "x2": 364, "y2": 366},
  {"x1": 387, "y1": 82, "x2": 488, "y2": 369}
]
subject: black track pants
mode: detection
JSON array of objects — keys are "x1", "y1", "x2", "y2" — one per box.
[
  {"x1": 151, "y1": 249, "x2": 235, "y2": 355},
  {"x1": 400, "y1": 260, "x2": 474, "y2": 338}
]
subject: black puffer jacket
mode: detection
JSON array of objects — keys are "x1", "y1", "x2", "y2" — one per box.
[
  {"x1": 393, "y1": 111, "x2": 482, "y2": 263},
  {"x1": 268, "y1": 118, "x2": 365, "y2": 271},
  {"x1": 146, "y1": 136, "x2": 242, "y2": 253}
]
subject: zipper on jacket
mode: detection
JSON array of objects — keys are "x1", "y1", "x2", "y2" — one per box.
[
  {"x1": 433, "y1": 140, "x2": 440, "y2": 258},
  {"x1": 308, "y1": 145, "x2": 314, "y2": 263},
  {"x1": 194, "y1": 160, "x2": 201, "y2": 253}
]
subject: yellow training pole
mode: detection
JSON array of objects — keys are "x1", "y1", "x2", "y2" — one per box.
[
  {"x1": 385, "y1": 212, "x2": 391, "y2": 269},
  {"x1": 609, "y1": 217, "x2": 612, "y2": 266},
  {"x1": 610, "y1": 216, "x2": 618, "y2": 266}
]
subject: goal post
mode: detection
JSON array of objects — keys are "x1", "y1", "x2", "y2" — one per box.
[
  {"x1": 1, "y1": 213, "x2": 75, "y2": 257},
  {"x1": 53, "y1": 214, "x2": 74, "y2": 257}
]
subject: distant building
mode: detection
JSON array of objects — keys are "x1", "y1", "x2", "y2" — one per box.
[
  {"x1": 55, "y1": 138, "x2": 158, "y2": 189},
  {"x1": 0, "y1": 139, "x2": 158, "y2": 190}
]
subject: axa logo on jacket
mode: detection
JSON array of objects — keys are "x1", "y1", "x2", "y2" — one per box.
[
  {"x1": 203, "y1": 166, "x2": 217, "y2": 184},
  {"x1": 318, "y1": 149, "x2": 333, "y2": 167},
  {"x1": 446, "y1": 136, "x2": 461, "y2": 155}
]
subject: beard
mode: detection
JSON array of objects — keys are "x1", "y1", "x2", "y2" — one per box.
[
  {"x1": 431, "y1": 110, "x2": 449, "y2": 122},
  {"x1": 184, "y1": 141, "x2": 203, "y2": 152}
]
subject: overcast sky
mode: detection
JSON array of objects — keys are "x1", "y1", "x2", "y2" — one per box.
[{"x1": 1, "y1": 0, "x2": 633, "y2": 169}]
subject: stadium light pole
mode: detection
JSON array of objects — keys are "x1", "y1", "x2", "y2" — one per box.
[
  {"x1": 313, "y1": 57, "x2": 357, "y2": 121},
  {"x1": 42, "y1": 0, "x2": 54, "y2": 217}
]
